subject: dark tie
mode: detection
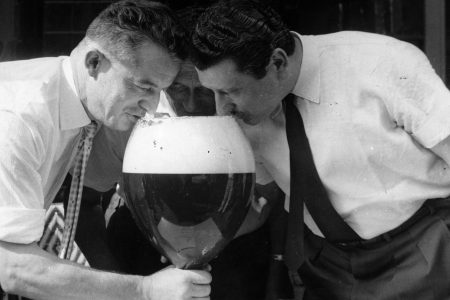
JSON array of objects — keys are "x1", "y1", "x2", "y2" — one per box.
[{"x1": 283, "y1": 94, "x2": 360, "y2": 272}]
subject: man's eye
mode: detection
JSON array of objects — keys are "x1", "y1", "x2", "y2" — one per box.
[
  {"x1": 138, "y1": 85, "x2": 153, "y2": 93},
  {"x1": 168, "y1": 84, "x2": 187, "y2": 93},
  {"x1": 167, "y1": 85, "x2": 189, "y2": 96},
  {"x1": 194, "y1": 88, "x2": 214, "y2": 102}
]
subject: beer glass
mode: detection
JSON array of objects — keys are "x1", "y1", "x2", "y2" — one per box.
[{"x1": 122, "y1": 116, "x2": 255, "y2": 269}]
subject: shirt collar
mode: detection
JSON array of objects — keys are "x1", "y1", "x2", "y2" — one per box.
[
  {"x1": 60, "y1": 58, "x2": 91, "y2": 130},
  {"x1": 291, "y1": 32, "x2": 320, "y2": 103}
]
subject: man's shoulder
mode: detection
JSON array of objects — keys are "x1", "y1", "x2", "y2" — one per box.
[
  {"x1": 311, "y1": 31, "x2": 405, "y2": 51},
  {"x1": 0, "y1": 56, "x2": 66, "y2": 83},
  {"x1": 0, "y1": 57, "x2": 67, "y2": 129},
  {"x1": 0, "y1": 57, "x2": 66, "y2": 98},
  {"x1": 305, "y1": 31, "x2": 419, "y2": 71},
  {"x1": 0, "y1": 56, "x2": 66, "y2": 92}
]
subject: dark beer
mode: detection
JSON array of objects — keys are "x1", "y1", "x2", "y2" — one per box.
[
  {"x1": 123, "y1": 172, "x2": 254, "y2": 269},
  {"x1": 122, "y1": 116, "x2": 255, "y2": 269}
]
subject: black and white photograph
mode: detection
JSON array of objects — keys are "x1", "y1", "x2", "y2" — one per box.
[{"x1": 0, "y1": 0, "x2": 449, "y2": 299}]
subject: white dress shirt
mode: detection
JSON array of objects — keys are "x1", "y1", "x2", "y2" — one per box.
[
  {"x1": 243, "y1": 31, "x2": 450, "y2": 239},
  {"x1": 0, "y1": 57, "x2": 91, "y2": 244}
]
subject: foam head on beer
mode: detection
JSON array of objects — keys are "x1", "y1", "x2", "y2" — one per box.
[{"x1": 123, "y1": 115, "x2": 255, "y2": 174}]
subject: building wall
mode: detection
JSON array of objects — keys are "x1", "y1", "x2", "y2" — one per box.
[
  {"x1": 0, "y1": 0, "x2": 17, "y2": 61},
  {"x1": 0, "y1": 0, "x2": 447, "y2": 84},
  {"x1": 42, "y1": 0, "x2": 115, "y2": 56}
]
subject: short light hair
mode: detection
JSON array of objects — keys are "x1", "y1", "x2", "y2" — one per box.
[{"x1": 86, "y1": 0, "x2": 188, "y2": 64}]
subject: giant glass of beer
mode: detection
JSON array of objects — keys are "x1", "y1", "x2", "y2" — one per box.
[{"x1": 122, "y1": 116, "x2": 255, "y2": 269}]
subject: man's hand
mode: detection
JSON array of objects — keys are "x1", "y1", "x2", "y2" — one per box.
[{"x1": 141, "y1": 265, "x2": 212, "y2": 300}]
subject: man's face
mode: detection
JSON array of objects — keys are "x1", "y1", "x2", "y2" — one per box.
[
  {"x1": 86, "y1": 40, "x2": 180, "y2": 131},
  {"x1": 197, "y1": 59, "x2": 281, "y2": 125},
  {"x1": 166, "y1": 61, "x2": 215, "y2": 116}
]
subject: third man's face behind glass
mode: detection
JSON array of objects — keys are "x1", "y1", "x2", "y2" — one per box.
[{"x1": 166, "y1": 61, "x2": 216, "y2": 117}]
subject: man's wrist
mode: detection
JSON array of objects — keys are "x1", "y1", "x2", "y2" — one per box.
[{"x1": 135, "y1": 274, "x2": 150, "y2": 300}]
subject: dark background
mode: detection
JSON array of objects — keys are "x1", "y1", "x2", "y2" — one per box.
[{"x1": 0, "y1": 0, "x2": 447, "y2": 82}]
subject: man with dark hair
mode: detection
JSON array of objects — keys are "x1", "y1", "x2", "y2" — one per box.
[
  {"x1": 0, "y1": 1, "x2": 211, "y2": 299},
  {"x1": 191, "y1": 0, "x2": 450, "y2": 299}
]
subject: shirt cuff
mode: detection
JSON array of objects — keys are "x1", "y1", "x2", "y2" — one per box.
[
  {"x1": 414, "y1": 116, "x2": 450, "y2": 148},
  {"x1": 0, "y1": 208, "x2": 45, "y2": 243},
  {"x1": 413, "y1": 95, "x2": 450, "y2": 148}
]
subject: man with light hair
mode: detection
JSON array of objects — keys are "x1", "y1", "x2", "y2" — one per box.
[{"x1": 0, "y1": 1, "x2": 211, "y2": 299}]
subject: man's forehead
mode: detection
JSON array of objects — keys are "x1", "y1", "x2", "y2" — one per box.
[
  {"x1": 130, "y1": 47, "x2": 181, "y2": 88},
  {"x1": 131, "y1": 63, "x2": 178, "y2": 84}
]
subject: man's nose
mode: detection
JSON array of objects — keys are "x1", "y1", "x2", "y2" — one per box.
[
  {"x1": 138, "y1": 94, "x2": 159, "y2": 114},
  {"x1": 183, "y1": 93, "x2": 197, "y2": 113},
  {"x1": 215, "y1": 93, "x2": 234, "y2": 116}
]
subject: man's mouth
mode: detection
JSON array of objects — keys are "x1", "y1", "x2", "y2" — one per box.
[
  {"x1": 129, "y1": 109, "x2": 146, "y2": 118},
  {"x1": 127, "y1": 113, "x2": 143, "y2": 122},
  {"x1": 234, "y1": 111, "x2": 255, "y2": 125}
]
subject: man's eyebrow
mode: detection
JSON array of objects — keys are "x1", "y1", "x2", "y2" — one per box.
[
  {"x1": 225, "y1": 87, "x2": 241, "y2": 93},
  {"x1": 215, "y1": 86, "x2": 239, "y2": 93},
  {"x1": 136, "y1": 79, "x2": 157, "y2": 87},
  {"x1": 169, "y1": 82, "x2": 187, "y2": 87}
]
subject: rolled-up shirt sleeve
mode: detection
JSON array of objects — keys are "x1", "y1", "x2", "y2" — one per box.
[
  {"x1": 0, "y1": 112, "x2": 46, "y2": 243},
  {"x1": 382, "y1": 41, "x2": 450, "y2": 148}
]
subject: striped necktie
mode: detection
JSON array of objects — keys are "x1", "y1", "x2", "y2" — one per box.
[{"x1": 59, "y1": 121, "x2": 98, "y2": 260}]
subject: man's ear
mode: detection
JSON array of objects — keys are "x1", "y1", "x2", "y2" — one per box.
[
  {"x1": 269, "y1": 48, "x2": 288, "y2": 75},
  {"x1": 85, "y1": 50, "x2": 107, "y2": 78}
]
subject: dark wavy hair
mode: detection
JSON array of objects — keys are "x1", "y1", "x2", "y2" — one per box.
[
  {"x1": 177, "y1": 6, "x2": 206, "y2": 38},
  {"x1": 86, "y1": 0, "x2": 188, "y2": 64},
  {"x1": 191, "y1": 0, "x2": 294, "y2": 79}
]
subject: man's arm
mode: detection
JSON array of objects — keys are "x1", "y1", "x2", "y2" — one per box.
[
  {"x1": 0, "y1": 241, "x2": 211, "y2": 300},
  {"x1": 380, "y1": 41, "x2": 450, "y2": 161}
]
